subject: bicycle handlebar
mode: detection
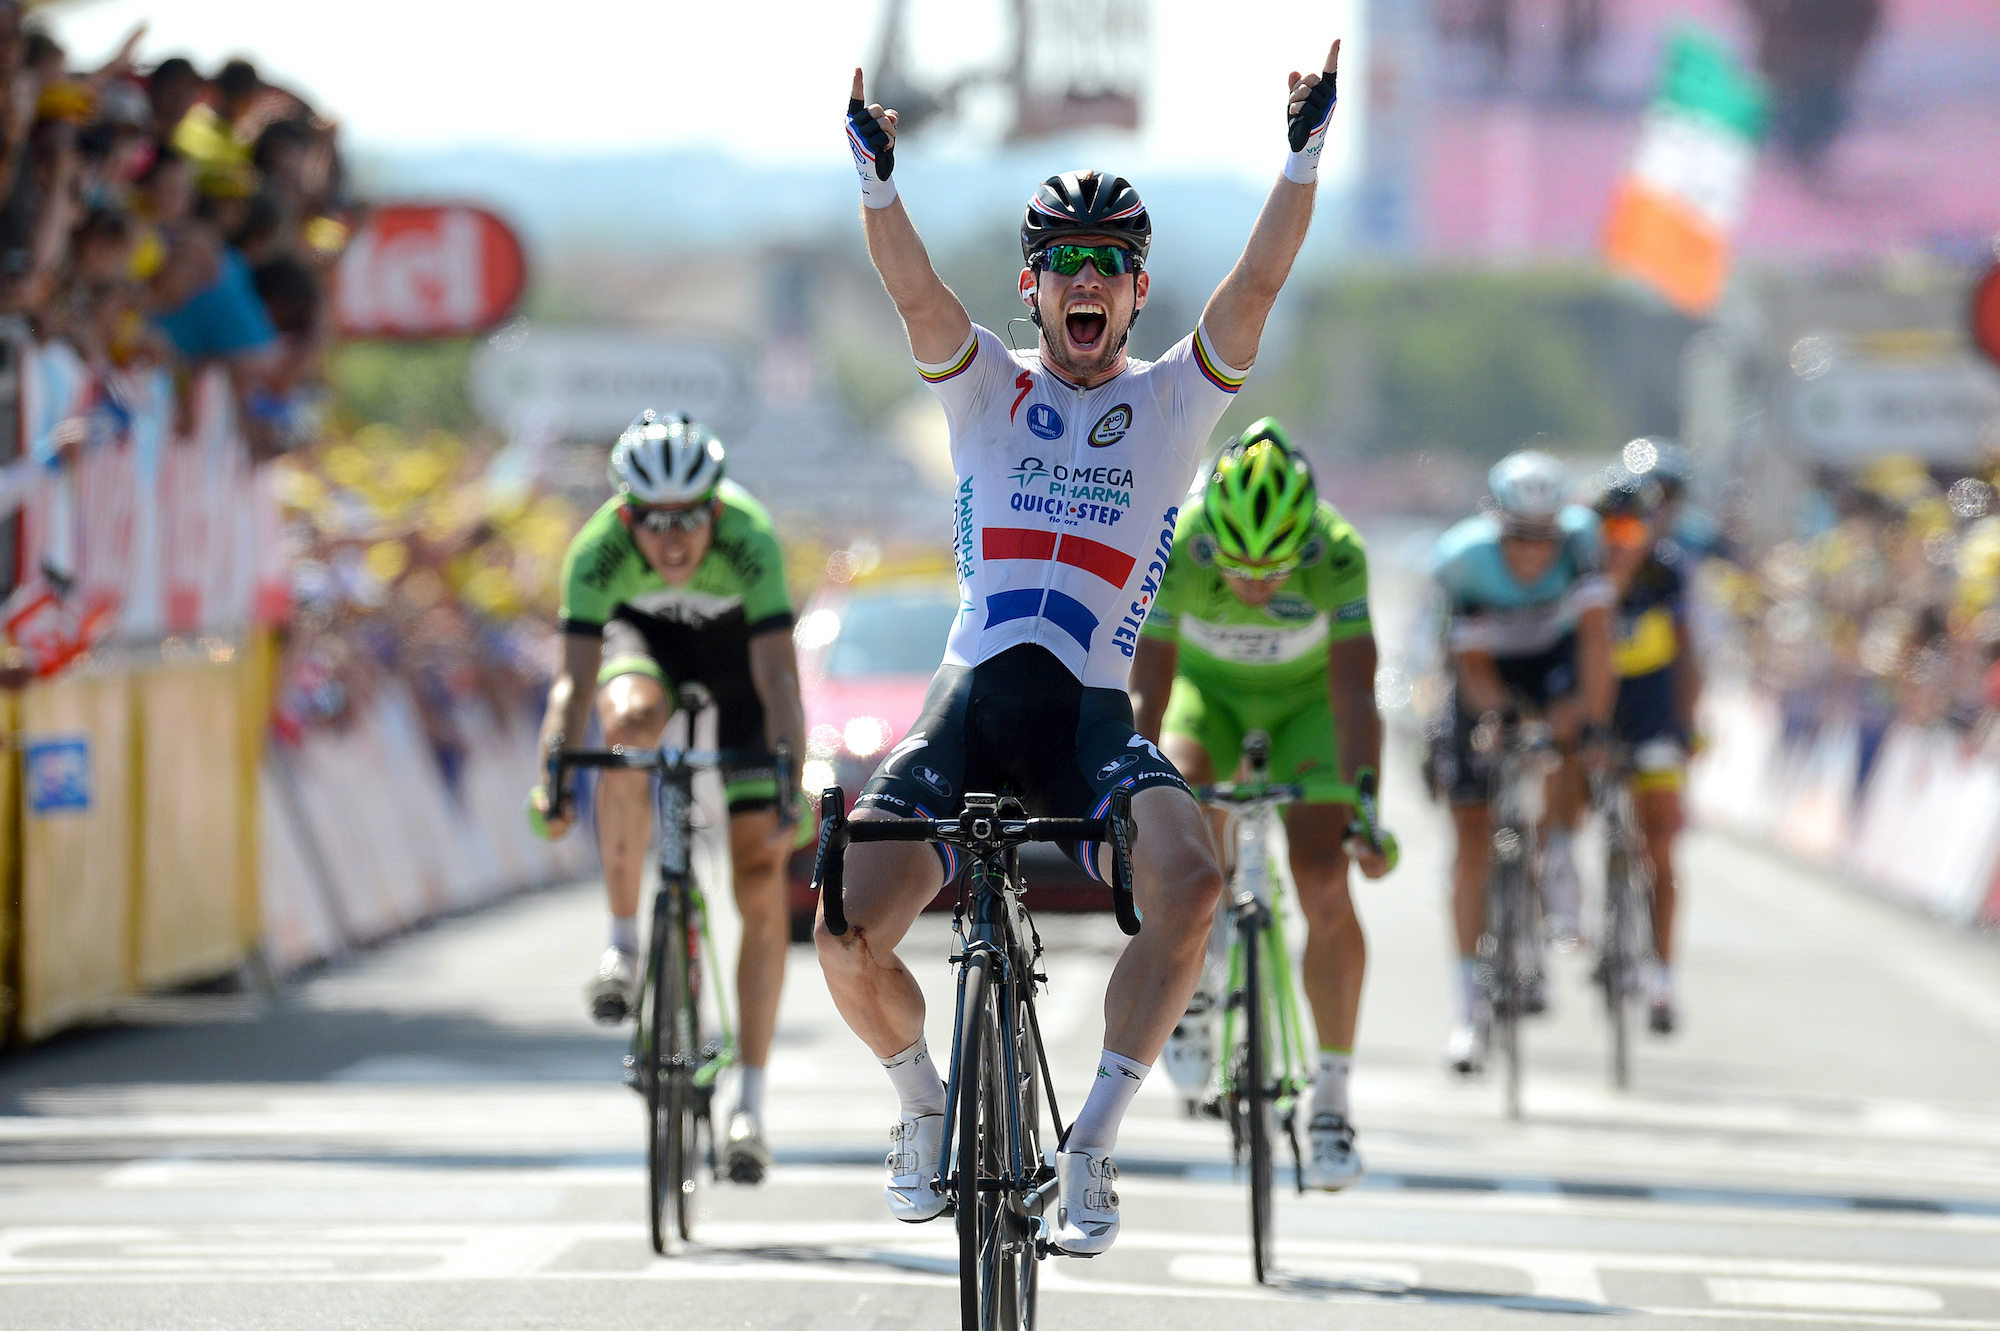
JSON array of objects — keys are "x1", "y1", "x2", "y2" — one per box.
[
  {"x1": 812, "y1": 786, "x2": 1142, "y2": 938},
  {"x1": 541, "y1": 736, "x2": 793, "y2": 822},
  {"x1": 1194, "y1": 780, "x2": 1306, "y2": 806}
]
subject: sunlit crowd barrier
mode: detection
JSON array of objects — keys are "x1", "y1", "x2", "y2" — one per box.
[
  {"x1": 2, "y1": 330, "x2": 589, "y2": 1042},
  {"x1": 1689, "y1": 683, "x2": 2000, "y2": 929}
]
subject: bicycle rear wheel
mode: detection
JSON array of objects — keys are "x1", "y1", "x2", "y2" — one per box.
[{"x1": 1243, "y1": 916, "x2": 1275, "y2": 1284}]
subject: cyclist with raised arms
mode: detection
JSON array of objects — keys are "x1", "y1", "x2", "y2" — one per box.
[
  {"x1": 1593, "y1": 464, "x2": 1698, "y2": 1034},
  {"x1": 826, "y1": 41, "x2": 1342, "y2": 1255},
  {"x1": 1429, "y1": 451, "x2": 1615, "y2": 1074},
  {"x1": 1128, "y1": 417, "x2": 1399, "y2": 1191},
  {"x1": 531, "y1": 411, "x2": 807, "y2": 1185}
]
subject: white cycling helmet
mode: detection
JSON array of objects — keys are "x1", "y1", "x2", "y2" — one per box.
[
  {"x1": 1487, "y1": 450, "x2": 1569, "y2": 532},
  {"x1": 607, "y1": 409, "x2": 724, "y2": 504}
]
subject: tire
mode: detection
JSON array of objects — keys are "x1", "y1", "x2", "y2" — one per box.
[
  {"x1": 646, "y1": 889, "x2": 699, "y2": 1254},
  {"x1": 644, "y1": 895, "x2": 676, "y2": 1255},
  {"x1": 1494, "y1": 856, "x2": 1527, "y2": 1122},
  {"x1": 1244, "y1": 915, "x2": 1275, "y2": 1284},
  {"x1": 955, "y1": 951, "x2": 992, "y2": 1330},
  {"x1": 1604, "y1": 840, "x2": 1633, "y2": 1092},
  {"x1": 1005, "y1": 987, "x2": 1040, "y2": 1329}
]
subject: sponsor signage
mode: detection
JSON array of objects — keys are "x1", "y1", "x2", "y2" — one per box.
[
  {"x1": 1789, "y1": 358, "x2": 2000, "y2": 464},
  {"x1": 25, "y1": 736, "x2": 91, "y2": 814},
  {"x1": 468, "y1": 330, "x2": 745, "y2": 437},
  {"x1": 1973, "y1": 263, "x2": 2000, "y2": 370},
  {"x1": 335, "y1": 204, "x2": 528, "y2": 339}
]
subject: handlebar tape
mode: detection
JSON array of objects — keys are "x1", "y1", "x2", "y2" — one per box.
[{"x1": 813, "y1": 786, "x2": 850, "y2": 937}]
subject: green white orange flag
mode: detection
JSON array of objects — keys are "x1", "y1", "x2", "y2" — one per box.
[{"x1": 1604, "y1": 30, "x2": 1767, "y2": 317}]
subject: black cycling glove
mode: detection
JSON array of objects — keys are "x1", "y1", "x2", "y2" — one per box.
[
  {"x1": 846, "y1": 98, "x2": 898, "y2": 207},
  {"x1": 1284, "y1": 70, "x2": 1338, "y2": 183}
]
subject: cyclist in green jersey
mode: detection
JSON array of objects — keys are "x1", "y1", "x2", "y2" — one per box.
[
  {"x1": 530, "y1": 410, "x2": 807, "y2": 1185},
  {"x1": 1130, "y1": 418, "x2": 1398, "y2": 1192}
]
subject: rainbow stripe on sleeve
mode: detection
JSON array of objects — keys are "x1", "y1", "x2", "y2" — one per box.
[
  {"x1": 1192, "y1": 328, "x2": 1246, "y2": 394},
  {"x1": 918, "y1": 337, "x2": 980, "y2": 384}
]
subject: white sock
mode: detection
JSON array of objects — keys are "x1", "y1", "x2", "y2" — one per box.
[
  {"x1": 1544, "y1": 829, "x2": 1578, "y2": 913},
  {"x1": 1457, "y1": 957, "x2": 1480, "y2": 1022},
  {"x1": 881, "y1": 1037, "x2": 947, "y2": 1117},
  {"x1": 1066, "y1": 1049, "x2": 1148, "y2": 1154},
  {"x1": 1311, "y1": 1047, "x2": 1352, "y2": 1119},
  {"x1": 1644, "y1": 959, "x2": 1674, "y2": 1003},
  {"x1": 735, "y1": 1065, "x2": 765, "y2": 1122},
  {"x1": 610, "y1": 914, "x2": 639, "y2": 956}
]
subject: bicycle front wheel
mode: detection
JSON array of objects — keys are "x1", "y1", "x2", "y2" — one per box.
[
  {"x1": 1243, "y1": 917, "x2": 1275, "y2": 1284},
  {"x1": 1493, "y1": 858, "x2": 1528, "y2": 1121},
  {"x1": 646, "y1": 890, "x2": 700, "y2": 1253},
  {"x1": 1604, "y1": 841, "x2": 1634, "y2": 1091},
  {"x1": 955, "y1": 950, "x2": 994, "y2": 1330}
]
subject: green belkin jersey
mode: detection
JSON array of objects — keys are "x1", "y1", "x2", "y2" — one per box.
[
  {"x1": 1140, "y1": 499, "x2": 1372, "y2": 691},
  {"x1": 558, "y1": 480, "x2": 792, "y2": 635}
]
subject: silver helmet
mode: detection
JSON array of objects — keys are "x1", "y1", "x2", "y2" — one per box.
[{"x1": 607, "y1": 410, "x2": 724, "y2": 504}]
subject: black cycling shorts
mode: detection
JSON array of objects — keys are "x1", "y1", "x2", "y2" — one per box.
[
  {"x1": 599, "y1": 610, "x2": 778, "y2": 813},
  {"x1": 857, "y1": 643, "x2": 1189, "y2": 881},
  {"x1": 1429, "y1": 632, "x2": 1579, "y2": 807}
]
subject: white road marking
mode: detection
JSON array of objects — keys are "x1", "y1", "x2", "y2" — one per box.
[{"x1": 1708, "y1": 1278, "x2": 1947, "y2": 1313}]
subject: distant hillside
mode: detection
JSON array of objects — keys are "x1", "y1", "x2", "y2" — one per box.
[{"x1": 349, "y1": 146, "x2": 1336, "y2": 294}]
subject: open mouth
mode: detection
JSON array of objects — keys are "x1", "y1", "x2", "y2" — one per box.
[{"x1": 1065, "y1": 301, "x2": 1107, "y2": 352}]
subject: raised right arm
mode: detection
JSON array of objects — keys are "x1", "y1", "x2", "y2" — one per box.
[{"x1": 850, "y1": 70, "x2": 971, "y2": 363}]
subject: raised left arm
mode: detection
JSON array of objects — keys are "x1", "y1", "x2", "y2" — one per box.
[{"x1": 1200, "y1": 38, "x2": 1340, "y2": 371}]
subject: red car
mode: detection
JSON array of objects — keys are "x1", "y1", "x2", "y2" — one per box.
[{"x1": 786, "y1": 560, "x2": 1106, "y2": 938}]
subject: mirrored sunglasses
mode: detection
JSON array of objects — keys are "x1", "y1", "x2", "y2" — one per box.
[
  {"x1": 628, "y1": 503, "x2": 713, "y2": 534},
  {"x1": 1033, "y1": 243, "x2": 1142, "y2": 277}
]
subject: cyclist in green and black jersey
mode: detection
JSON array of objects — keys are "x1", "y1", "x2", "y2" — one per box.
[
  {"x1": 531, "y1": 409, "x2": 807, "y2": 1185},
  {"x1": 1130, "y1": 418, "x2": 1398, "y2": 1192}
]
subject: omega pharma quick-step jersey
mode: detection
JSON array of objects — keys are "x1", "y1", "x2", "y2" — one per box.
[{"x1": 916, "y1": 321, "x2": 1248, "y2": 690}]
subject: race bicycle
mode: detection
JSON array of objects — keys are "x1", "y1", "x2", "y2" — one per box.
[
  {"x1": 544, "y1": 723, "x2": 791, "y2": 1255},
  {"x1": 1592, "y1": 743, "x2": 1658, "y2": 1091},
  {"x1": 814, "y1": 786, "x2": 1140, "y2": 1331},
  {"x1": 1473, "y1": 716, "x2": 1560, "y2": 1120},
  {"x1": 1195, "y1": 732, "x2": 1390, "y2": 1285}
]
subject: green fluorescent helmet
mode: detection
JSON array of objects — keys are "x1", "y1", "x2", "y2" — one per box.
[{"x1": 1203, "y1": 418, "x2": 1317, "y2": 576}]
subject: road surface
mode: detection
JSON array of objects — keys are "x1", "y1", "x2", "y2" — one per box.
[{"x1": 4, "y1": 742, "x2": 1999, "y2": 1330}]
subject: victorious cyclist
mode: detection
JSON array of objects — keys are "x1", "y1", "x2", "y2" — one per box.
[
  {"x1": 827, "y1": 41, "x2": 1342, "y2": 1254},
  {"x1": 1130, "y1": 418, "x2": 1397, "y2": 1191},
  {"x1": 1429, "y1": 451, "x2": 1615, "y2": 1073},
  {"x1": 532, "y1": 411, "x2": 807, "y2": 1184}
]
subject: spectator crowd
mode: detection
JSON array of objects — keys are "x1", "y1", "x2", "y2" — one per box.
[
  {"x1": 1704, "y1": 452, "x2": 2000, "y2": 781},
  {"x1": 0, "y1": 6, "x2": 344, "y2": 486}
]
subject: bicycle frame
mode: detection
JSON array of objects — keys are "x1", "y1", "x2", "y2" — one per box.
[
  {"x1": 813, "y1": 786, "x2": 1138, "y2": 1329},
  {"x1": 1211, "y1": 795, "x2": 1313, "y2": 1177},
  {"x1": 1478, "y1": 720, "x2": 1559, "y2": 1121}
]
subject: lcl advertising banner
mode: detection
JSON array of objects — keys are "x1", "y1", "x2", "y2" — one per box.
[{"x1": 334, "y1": 204, "x2": 528, "y2": 339}]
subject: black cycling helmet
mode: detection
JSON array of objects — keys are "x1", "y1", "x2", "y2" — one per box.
[
  {"x1": 1020, "y1": 169, "x2": 1151, "y2": 265},
  {"x1": 1589, "y1": 465, "x2": 1661, "y2": 517}
]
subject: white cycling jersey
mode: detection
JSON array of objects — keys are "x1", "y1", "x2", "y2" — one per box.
[{"x1": 917, "y1": 322, "x2": 1248, "y2": 690}]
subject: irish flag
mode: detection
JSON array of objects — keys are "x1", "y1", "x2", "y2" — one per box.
[{"x1": 1604, "y1": 31, "x2": 1766, "y2": 317}]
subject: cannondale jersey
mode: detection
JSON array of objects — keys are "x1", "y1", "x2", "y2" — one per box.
[{"x1": 918, "y1": 322, "x2": 1248, "y2": 690}]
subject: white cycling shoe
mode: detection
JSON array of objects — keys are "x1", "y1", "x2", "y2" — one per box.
[
  {"x1": 1303, "y1": 1113, "x2": 1365, "y2": 1191},
  {"x1": 1446, "y1": 1018, "x2": 1486, "y2": 1076},
  {"x1": 1161, "y1": 995, "x2": 1217, "y2": 1110},
  {"x1": 585, "y1": 947, "x2": 639, "y2": 1025},
  {"x1": 884, "y1": 1113, "x2": 947, "y2": 1222},
  {"x1": 723, "y1": 1111, "x2": 771, "y2": 1186},
  {"x1": 1051, "y1": 1148, "x2": 1120, "y2": 1255}
]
